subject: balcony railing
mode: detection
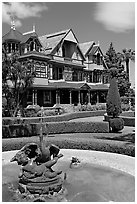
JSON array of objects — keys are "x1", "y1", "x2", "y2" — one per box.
[{"x1": 52, "y1": 55, "x2": 83, "y2": 65}]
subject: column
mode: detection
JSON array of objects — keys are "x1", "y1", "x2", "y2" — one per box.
[
  {"x1": 78, "y1": 90, "x2": 81, "y2": 105},
  {"x1": 88, "y1": 90, "x2": 91, "y2": 105},
  {"x1": 97, "y1": 91, "x2": 99, "y2": 104},
  {"x1": 92, "y1": 71, "x2": 94, "y2": 83},
  {"x1": 12, "y1": 43, "x2": 14, "y2": 52},
  {"x1": 32, "y1": 89, "x2": 35, "y2": 105},
  {"x1": 33, "y1": 41, "x2": 35, "y2": 51},
  {"x1": 69, "y1": 90, "x2": 72, "y2": 104},
  {"x1": 24, "y1": 45, "x2": 27, "y2": 53},
  {"x1": 50, "y1": 65, "x2": 53, "y2": 79},
  {"x1": 34, "y1": 90, "x2": 37, "y2": 105},
  {"x1": 15, "y1": 44, "x2": 17, "y2": 52},
  {"x1": 56, "y1": 90, "x2": 60, "y2": 104},
  {"x1": 6, "y1": 43, "x2": 8, "y2": 53}
]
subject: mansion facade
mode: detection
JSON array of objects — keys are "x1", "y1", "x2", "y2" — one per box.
[{"x1": 2, "y1": 23, "x2": 109, "y2": 107}]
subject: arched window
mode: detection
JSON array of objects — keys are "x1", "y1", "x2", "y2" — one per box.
[{"x1": 35, "y1": 62, "x2": 48, "y2": 78}]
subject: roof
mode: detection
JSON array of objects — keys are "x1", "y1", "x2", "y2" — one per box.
[
  {"x1": 79, "y1": 41, "x2": 95, "y2": 56},
  {"x1": 2, "y1": 28, "x2": 23, "y2": 43},
  {"x1": 21, "y1": 32, "x2": 38, "y2": 43},
  {"x1": 39, "y1": 29, "x2": 70, "y2": 54},
  {"x1": 33, "y1": 80, "x2": 109, "y2": 90},
  {"x1": 2, "y1": 28, "x2": 41, "y2": 45},
  {"x1": 19, "y1": 50, "x2": 51, "y2": 60},
  {"x1": 89, "y1": 45, "x2": 104, "y2": 57},
  {"x1": 89, "y1": 83, "x2": 109, "y2": 90}
]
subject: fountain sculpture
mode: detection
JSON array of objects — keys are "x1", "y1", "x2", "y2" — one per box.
[{"x1": 10, "y1": 119, "x2": 67, "y2": 202}]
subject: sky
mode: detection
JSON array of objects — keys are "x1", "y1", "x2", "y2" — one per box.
[{"x1": 2, "y1": 1, "x2": 135, "y2": 87}]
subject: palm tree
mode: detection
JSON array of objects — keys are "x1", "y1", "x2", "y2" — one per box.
[{"x1": 121, "y1": 48, "x2": 135, "y2": 82}]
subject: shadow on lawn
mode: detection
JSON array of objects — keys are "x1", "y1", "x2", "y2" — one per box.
[{"x1": 96, "y1": 133, "x2": 135, "y2": 144}]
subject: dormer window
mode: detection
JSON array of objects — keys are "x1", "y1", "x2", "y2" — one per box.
[
  {"x1": 97, "y1": 53, "x2": 100, "y2": 65},
  {"x1": 30, "y1": 41, "x2": 34, "y2": 51}
]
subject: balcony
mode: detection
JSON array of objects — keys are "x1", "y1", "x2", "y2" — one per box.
[
  {"x1": 84, "y1": 63, "x2": 104, "y2": 71},
  {"x1": 51, "y1": 55, "x2": 84, "y2": 67}
]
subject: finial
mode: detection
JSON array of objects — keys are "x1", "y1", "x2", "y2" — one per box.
[
  {"x1": 97, "y1": 41, "x2": 100, "y2": 46},
  {"x1": 10, "y1": 16, "x2": 16, "y2": 30},
  {"x1": 33, "y1": 24, "x2": 35, "y2": 32}
]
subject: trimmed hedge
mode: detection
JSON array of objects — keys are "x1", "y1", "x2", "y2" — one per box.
[
  {"x1": 2, "y1": 120, "x2": 109, "y2": 138},
  {"x1": 119, "y1": 116, "x2": 135, "y2": 127},
  {"x1": 121, "y1": 111, "x2": 135, "y2": 117},
  {"x1": 2, "y1": 110, "x2": 106, "y2": 125},
  {"x1": 120, "y1": 111, "x2": 135, "y2": 127},
  {"x1": 2, "y1": 133, "x2": 135, "y2": 157}
]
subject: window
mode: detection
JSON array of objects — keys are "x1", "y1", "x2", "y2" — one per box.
[
  {"x1": 59, "y1": 68, "x2": 63, "y2": 79},
  {"x1": 35, "y1": 63, "x2": 48, "y2": 78},
  {"x1": 78, "y1": 72, "x2": 83, "y2": 81},
  {"x1": 97, "y1": 53, "x2": 100, "y2": 65},
  {"x1": 62, "y1": 45, "x2": 65, "y2": 57},
  {"x1": 53, "y1": 67, "x2": 63, "y2": 80},
  {"x1": 43, "y1": 91, "x2": 51, "y2": 104},
  {"x1": 72, "y1": 71, "x2": 78, "y2": 81}
]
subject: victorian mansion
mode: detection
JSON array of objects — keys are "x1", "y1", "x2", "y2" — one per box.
[{"x1": 2, "y1": 22, "x2": 109, "y2": 107}]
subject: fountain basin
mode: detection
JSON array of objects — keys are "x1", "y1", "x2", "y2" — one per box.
[{"x1": 2, "y1": 149, "x2": 135, "y2": 202}]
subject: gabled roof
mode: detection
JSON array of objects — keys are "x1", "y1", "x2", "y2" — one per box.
[
  {"x1": 89, "y1": 45, "x2": 104, "y2": 56},
  {"x1": 2, "y1": 28, "x2": 23, "y2": 43},
  {"x1": 39, "y1": 29, "x2": 70, "y2": 54},
  {"x1": 79, "y1": 41, "x2": 95, "y2": 56},
  {"x1": 22, "y1": 32, "x2": 38, "y2": 43},
  {"x1": 38, "y1": 28, "x2": 85, "y2": 60}
]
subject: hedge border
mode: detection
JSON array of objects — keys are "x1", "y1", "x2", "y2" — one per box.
[
  {"x1": 2, "y1": 110, "x2": 106, "y2": 125},
  {"x1": 2, "y1": 120, "x2": 109, "y2": 138},
  {"x1": 2, "y1": 133, "x2": 135, "y2": 157}
]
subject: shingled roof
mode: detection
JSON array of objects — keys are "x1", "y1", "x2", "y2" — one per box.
[
  {"x1": 89, "y1": 45, "x2": 103, "y2": 56},
  {"x1": 2, "y1": 28, "x2": 23, "y2": 43},
  {"x1": 39, "y1": 29, "x2": 70, "y2": 55},
  {"x1": 79, "y1": 41, "x2": 95, "y2": 56}
]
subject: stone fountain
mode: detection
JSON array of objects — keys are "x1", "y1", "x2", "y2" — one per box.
[{"x1": 10, "y1": 114, "x2": 67, "y2": 202}]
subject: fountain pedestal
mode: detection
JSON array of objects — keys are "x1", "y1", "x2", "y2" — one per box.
[{"x1": 10, "y1": 143, "x2": 67, "y2": 202}]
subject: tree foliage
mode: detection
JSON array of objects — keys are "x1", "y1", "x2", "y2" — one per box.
[
  {"x1": 2, "y1": 52, "x2": 36, "y2": 117},
  {"x1": 106, "y1": 68, "x2": 122, "y2": 117},
  {"x1": 104, "y1": 42, "x2": 131, "y2": 97}
]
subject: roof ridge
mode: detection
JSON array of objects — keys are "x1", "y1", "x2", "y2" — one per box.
[
  {"x1": 79, "y1": 41, "x2": 95, "y2": 45},
  {"x1": 39, "y1": 28, "x2": 70, "y2": 39}
]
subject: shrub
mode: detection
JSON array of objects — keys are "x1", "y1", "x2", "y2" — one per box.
[
  {"x1": 110, "y1": 117, "x2": 124, "y2": 133},
  {"x1": 37, "y1": 109, "x2": 57, "y2": 117},
  {"x1": 106, "y1": 68, "x2": 122, "y2": 117},
  {"x1": 121, "y1": 96, "x2": 129, "y2": 104},
  {"x1": 24, "y1": 105, "x2": 41, "y2": 117},
  {"x1": 121, "y1": 103, "x2": 130, "y2": 111},
  {"x1": 131, "y1": 106, "x2": 135, "y2": 112}
]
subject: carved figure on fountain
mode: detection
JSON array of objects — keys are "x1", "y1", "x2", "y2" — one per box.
[{"x1": 10, "y1": 142, "x2": 65, "y2": 200}]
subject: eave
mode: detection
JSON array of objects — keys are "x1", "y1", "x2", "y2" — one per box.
[
  {"x1": 50, "y1": 59, "x2": 86, "y2": 69},
  {"x1": 19, "y1": 51, "x2": 51, "y2": 61}
]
